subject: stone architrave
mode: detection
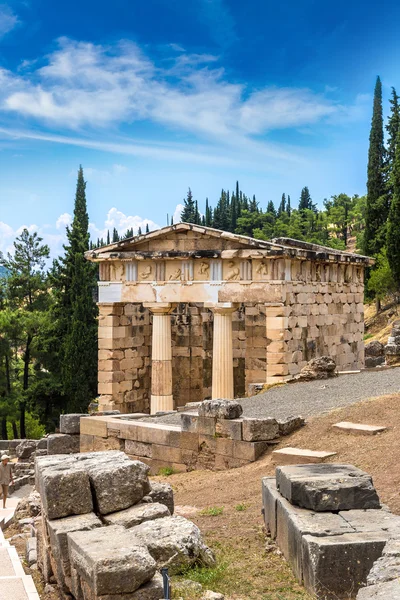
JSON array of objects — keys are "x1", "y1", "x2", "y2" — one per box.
[
  {"x1": 205, "y1": 303, "x2": 238, "y2": 400},
  {"x1": 144, "y1": 303, "x2": 176, "y2": 414}
]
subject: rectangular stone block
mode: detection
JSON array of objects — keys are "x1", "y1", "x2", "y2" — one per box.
[
  {"x1": 102, "y1": 502, "x2": 170, "y2": 528},
  {"x1": 214, "y1": 454, "x2": 250, "y2": 470},
  {"x1": 47, "y1": 433, "x2": 80, "y2": 455},
  {"x1": 180, "y1": 431, "x2": 199, "y2": 451},
  {"x1": 357, "y1": 580, "x2": 400, "y2": 599},
  {"x1": 60, "y1": 414, "x2": 88, "y2": 435},
  {"x1": 276, "y1": 463, "x2": 381, "y2": 512},
  {"x1": 332, "y1": 421, "x2": 387, "y2": 435},
  {"x1": 121, "y1": 422, "x2": 181, "y2": 447},
  {"x1": 125, "y1": 440, "x2": 153, "y2": 458},
  {"x1": 215, "y1": 418, "x2": 242, "y2": 440},
  {"x1": 302, "y1": 532, "x2": 387, "y2": 599},
  {"x1": 261, "y1": 477, "x2": 279, "y2": 539},
  {"x1": 233, "y1": 440, "x2": 269, "y2": 461},
  {"x1": 80, "y1": 417, "x2": 109, "y2": 438},
  {"x1": 151, "y1": 444, "x2": 182, "y2": 463},
  {"x1": 197, "y1": 416, "x2": 216, "y2": 436},
  {"x1": 242, "y1": 418, "x2": 279, "y2": 442},
  {"x1": 272, "y1": 447, "x2": 337, "y2": 465},
  {"x1": 80, "y1": 434, "x2": 94, "y2": 453},
  {"x1": 68, "y1": 525, "x2": 156, "y2": 595},
  {"x1": 215, "y1": 437, "x2": 235, "y2": 457}
]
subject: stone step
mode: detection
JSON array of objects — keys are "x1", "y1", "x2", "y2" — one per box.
[
  {"x1": 0, "y1": 546, "x2": 26, "y2": 577},
  {"x1": 0, "y1": 576, "x2": 40, "y2": 600},
  {"x1": 271, "y1": 447, "x2": 337, "y2": 465},
  {"x1": 332, "y1": 421, "x2": 387, "y2": 435}
]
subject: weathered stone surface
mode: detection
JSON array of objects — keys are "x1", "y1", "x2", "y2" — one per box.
[
  {"x1": 16, "y1": 439, "x2": 37, "y2": 459},
  {"x1": 201, "y1": 592, "x2": 225, "y2": 600},
  {"x1": 47, "y1": 433, "x2": 80, "y2": 455},
  {"x1": 36, "y1": 456, "x2": 93, "y2": 520},
  {"x1": 333, "y1": 421, "x2": 387, "y2": 435},
  {"x1": 68, "y1": 525, "x2": 156, "y2": 595},
  {"x1": 60, "y1": 414, "x2": 88, "y2": 435},
  {"x1": 147, "y1": 481, "x2": 174, "y2": 515},
  {"x1": 103, "y1": 502, "x2": 170, "y2": 528},
  {"x1": 365, "y1": 356, "x2": 385, "y2": 368},
  {"x1": 357, "y1": 579, "x2": 400, "y2": 599},
  {"x1": 278, "y1": 416, "x2": 305, "y2": 436},
  {"x1": 276, "y1": 463, "x2": 381, "y2": 511},
  {"x1": 272, "y1": 447, "x2": 337, "y2": 465},
  {"x1": 125, "y1": 439, "x2": 152, "y2": 458},
  {"x1": 198, "y1": 399, "x2": 243, "y2": 420},
  {"x1": 366, "y1": 538, "x2": 400, "y2": 586},
  {"x1": 262, "y1": 477, "x2": 279, "y2": 539},
  {"x1": 302, "y1": 532, "x2": 388, "y2": 599},
  {"x1": 129, "y1": 515, "x2": 216, "y2": 570},
  {"x1": 79, "y1": 572, "x2": 164, "y2": 600},
  {"x1": 173, "y1": 579, "x2": 203, "y2": 595},
  {"x1": 242, "y1": 417, "x2": 279, "y2": 441},
  {"x1": 76, "y1": 452, "x2": 151, "y2": 515},
  {"x1": 37, "y1": 437, "x2": 48, "y2": 450},
  {"x1": 365, "y1": 341, "x2": 385, "y2": 357},
  {"x1": 294, "y1": 356, "x2": 338, "y2": 381}
]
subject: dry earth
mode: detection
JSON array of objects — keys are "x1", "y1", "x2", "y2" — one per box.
[{"x1": 158, "y1": 392, "x2": 400, "y2": 600}]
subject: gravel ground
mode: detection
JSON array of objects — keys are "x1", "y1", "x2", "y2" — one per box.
[{"x1": 145, "y1": 367, "x2": 400, "y2": 425}]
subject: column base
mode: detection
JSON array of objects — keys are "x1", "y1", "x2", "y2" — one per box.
[{"x1": 151, "y1": 394, "x2": 174, "y2": 414}]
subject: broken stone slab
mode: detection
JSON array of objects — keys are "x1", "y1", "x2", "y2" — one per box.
[
  {"x1": 293, "y1": 356, "x2": 338, "y2": 382},
  {"x1": 357, "y1": 579, "x2": 400, "y2": 599},
  {"x1": 339, "y1": 511, "x2": 400, "y2": 537},
  {"x1": 332, "y1": 421, "x2": 387, "y2": 435},
  {"x1": 47, "y1": 512, "x2": 102, "y2": 591},
  {"x1": 365, "y1": 341, "x2": 385, "y2": 357},
  {"x1": 76, "y1": 571, "x2": 164, "y2": 600},
  {"x1": 261, "y1": 477, "x2": 280, "y2": 540},
  {"x1": 47, "y1": 433, "x2": 80, "y2": 455},
  {"x1": 35, "y1": 456, "x2": 93, "y2": 520},
  {"x1": 129, "y1": 515, "x2": 216, "y2": 570},
  {"x1": 198, "y1": 399, "x2": 243, "y2": 420},
  {"x1": 76, "y1": 451, "x2": 151, "y2": 515},
  {"x1": 276, "y1": 464, "x2": 381, "y2": 512},
  {"x1": 201, "y1": 592, "x2": 225, "y2": 600},
  {"x1": 242, "y1": 417, "x2": 279, "y2": 442},
  {"x1": 278, "y1": 416, "x2": 305, "y2": 436},
  {"x1": 272, "y1": 447, "x2": 337, "y2": 465},
  {"x1": 366, "y1": 539, "x2": 400, "y2": 586},
  {"x1": 103, "y1": 502, "x2": 170, "y2": 528},
  {"x1": 146, "y1": 481, "x2": 174, "y2": 515},
  {"x1": 365, "y1": 356, "x2": 385, "y2": 368},
  {"x1": 302, "y1": 532, "x2": 388, "y2": 600},
  {"x1": 59, "y1": 414, "x2": 88, "y2": 435},
  {"x1": 68, "y1": 524, "x2": 156, "y2": 595},
  {"x1": 16, "y1": 439, "x2": 37, "y2": 460}
]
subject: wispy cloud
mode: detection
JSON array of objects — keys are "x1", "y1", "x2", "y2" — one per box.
[{"x1": 0, "y1": 4, "x2": 19, "y2": 38}]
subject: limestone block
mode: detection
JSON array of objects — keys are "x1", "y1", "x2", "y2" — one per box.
[
  {"x1": 36, "y1": 456, "x2": 93, "y2": 520},
  {"x1": 129, "y1": 515, "x2": 215, "y2": 569},
  {"x1": 276, "y1": 463, "x2": 381, "y2": 511},
  {"x1": 79, "y1": 417, "x2": 109, "y2": 437},
  {"x1": 233, "y1": 440, "x2": 269, "y2": 461},
  {"x1": 180, "y1": 431, "x2": 200, "y2": 451},
  {"x1": 77, "y1": 452, "x2": 151, "y2": 514},
  {"x1": 93, "y1": 436, "x2": 124, "y2": 452},
  {"x1": 272, "y1": 447, "x2": 337, "y2": 465},
  {"x1": 103, "y1": 502, "x2": 170, "y2": 528},
  {"x1": 152, "y1": 444, "x2": 182, "y2": 463},
  {"x1": 198, "y1": 399, "x2": 243, "y2": 420},
  {"x1": 215, "y1": 418, "x2": 242, "y2": 440},
  {"x1": 332, "y1": 422, "x2": 387, "y2": 435},
  {"x1": 121, "y1": 422, "x2": 181, "y2": 447},
  {"x1": 147, "y1": 482, "x2": 174, "y2": 514},
  {"x1": 60, "y1": 414, "x2": 88, "y2": 435},
  {"x1": 339, "y1": 510, "x2": 400, "y2": 537},
  {"x1": 16, "y1": 439, "x2": 37, "y2": 459},
  {"x1": 278, "y1": 416, "x2": 305, "y2": 436},
  {"x1": 80, "y1": 434, "x2": 94, "y2": 453},
  {"x1": 302, "y1": 532, "x2": 388, "y2": 600},
  {"x1": 197, "y1": 417, "x2": 216, "y2": 436},
  {"x1": 262, "y1": 477, "x2": 279, "y2": 539},
  {"x1": 47, "y1": 433, "x2": 80, "y2": 455},
  {"x1": 357, "y1": 580, "x2": 400, "y2": 599},
  {"x1": 125, "y1": 440, "x2": 152, "y2": 457},
  {"x1": 68, "y1": 525, "x2": 156, "y2": 595},
  {"x1": 242, "y1": 418, "x2": 279, "y2": 441},
  {"x1": 47, "y1": 513, "x2": 102, "y2": 590}
]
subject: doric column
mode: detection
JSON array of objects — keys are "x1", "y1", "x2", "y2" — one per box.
[
  {"x1": 144, "y1": 303, "x2": 175, "y2": 414},
  {"x1": 206, "y1": 303, "x2": 239, "y2": 399}
]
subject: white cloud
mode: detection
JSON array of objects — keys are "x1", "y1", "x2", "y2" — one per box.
[
  {"x1": 172, "y1": 203, "x2": 184, "y2": 224},
  {"x1": 56, "y1": 212, "x2": 72, "y2": 230},
  {"x1": 0, "y1": 4, "x2": 19, "y2": 39},
  {"x1": 0, "y1": 37, "x2": 359, "y2": 142}
]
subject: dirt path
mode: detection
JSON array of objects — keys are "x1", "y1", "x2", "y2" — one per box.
[{"x1": 159, "y1": 392, "x2": 400, "y2": 599}]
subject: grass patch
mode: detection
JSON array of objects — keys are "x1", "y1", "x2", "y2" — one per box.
[
  {"x1": 173, "y1": 560, "x2": 228, "y2": 595},
  {"x1": 235, "y1": 503, "x2": 248, "y2": 511},
  {"x1": 157, "y1": 466, "x2": 176, "y2": 476},
  {"x1": 364, "y1": 333, "x2": 373, "y2": 340},
  {"x1": 200, "y1": 506, "x2": 224, "y2": 516}
]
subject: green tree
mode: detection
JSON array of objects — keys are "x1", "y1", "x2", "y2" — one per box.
[
  {"x1": 367, "y1": 250, "x2": 396, "y2": 303},
  {"x1": 299, "y1": 186, "x2": 313, "y2": 211},
  {"x1": 181, "y1": 188, "x2": 197, "y2": 223},
  {"x1": 364, "y1": 77, "x2": 386, "y2": 256},
  {"x1": 387, "y1": 130, "x2": 400, "y2": 289}
]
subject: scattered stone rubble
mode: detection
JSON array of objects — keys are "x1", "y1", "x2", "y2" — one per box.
[
  {"x1": 262, "y1": 463, "x2": 400, "y2": 599},
  {"x1": 365, "y1": 340, "x2": 385, "y2": 368},
  {"x1": 35, "y1": 449, "x2": 215, "y2": 599},
  {"x1": 385, "y1": 320, "x2": 400, "y2": 365},
  {"x1": 290, "y1": 356, "x2": 338, "y2": 382}
]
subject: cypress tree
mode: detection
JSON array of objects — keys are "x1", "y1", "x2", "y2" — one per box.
[
  {"x1": 55, "y1": 166, "x2": 98, "y2": 413},
  {"x1": 106, "y1": 230, "x2": 110, "y2": 245},
  {"x1": 205, "y1": 198, "x2": 212, "y2": 226},
  {"x1": 299, "y1": 186, "x2": 312, "y2": 211},
  {"x1": 364, "y1": 76, "x2": 386, "y2": 256},
  {"x1": 278, "y1": 193, "x2": 286, "y2": 216},
  {"x1": 138, "y1": 226, "x2": 142, "y2": 235},
  {"x1": 146, "y1": 223, "x2": 149, "y2": 233},
  {"x1": 385, "y1": 88, "x2": 400, "y2": 203},
  {"x1": 387, "y1": 130, "x2": 400, "y2": 288},
  {"x1": 287, "y1": 195, "x2": 291, "y2": 217},
  {"x1": 112, "y1": 228, "x2": 119, "y2": 243}
]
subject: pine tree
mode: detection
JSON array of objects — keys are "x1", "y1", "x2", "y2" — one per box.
[
  {"x1": 387, "y1": 130, "x2": 400, "y2": 288},
  {"x1": 51, "y1": 166, "x2": 98, "y2": 413},
  {"x1": 364, "y1": 76, "x2": 386, "y2": 256},
  {"x1": 267, "y1": 200, "x2": 276, "y2": 216},
  {"x1": 181, "y1": 188, "x2": 196, "y2": 222}
]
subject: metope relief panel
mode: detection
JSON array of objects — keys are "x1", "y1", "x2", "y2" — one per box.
[
  {"x1": 196, "y1": 261, "x2": 210, "y2": 280},
  {"x1": 125, "y1": 261, "x2": 138, "y2": 282}
]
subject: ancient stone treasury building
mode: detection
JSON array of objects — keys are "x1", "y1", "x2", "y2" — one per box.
[{"x1": 85, "y1": 223, "x2": 372, "y2": 415}]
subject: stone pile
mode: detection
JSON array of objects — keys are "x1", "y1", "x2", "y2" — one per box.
[
  {"x1": 385, "y1": 320, "x2": 400, "y2": 365},
  {"x1": 36, "y1": 450, "x2": 214, "y2": 600},
  {"x1": 291, "y1": 356, "x2": 337, "y2": 382},
  {"x1": 365, "y1": 340, "x2": 385, "y2": 368},
  {"x1": 262, "y1": 463, "x2": 400, "y2": 599}
]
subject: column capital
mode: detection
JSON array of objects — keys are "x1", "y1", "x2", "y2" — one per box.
[
  {"x1": 143, "y1": 302, "x2": 177, "y2": 314},
  {"x1": 204, "y1": 302, "x2": 239, "y2": 314}
]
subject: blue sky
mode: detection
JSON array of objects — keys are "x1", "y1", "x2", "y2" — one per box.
[{"x1": 0, "y1": 0, "x2": 399, "y2": 256}]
